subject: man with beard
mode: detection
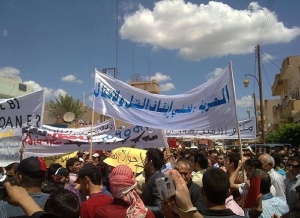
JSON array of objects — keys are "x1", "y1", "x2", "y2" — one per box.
[{"x1": 141, "y1": 148, "x2": 164, "y2": 218}]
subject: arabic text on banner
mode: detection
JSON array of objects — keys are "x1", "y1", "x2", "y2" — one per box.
[
  {"x1": 165, "y1": 117, "x2": 256, "y2": 139},
  {"x1": 93, "y1": 64, "x2": 236, "y2": 130},
  {"x1": 22, "y1": 125, "x2": 167, "y2": 157},
  {"x1": 104, "y1": 147, "x2": 146, "y2": 173},
  {"x1": 0, "y1": 89, "x2": 45, "y2": 129},
  {"x1": 0, "y1": 136, "x2": 21, "y2": 166}
]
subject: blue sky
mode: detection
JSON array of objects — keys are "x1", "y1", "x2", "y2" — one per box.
[{"x1": 0, "y1": 0, "x2": 300, "y2": 119}]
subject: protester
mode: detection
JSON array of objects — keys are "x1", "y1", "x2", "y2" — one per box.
[
  {"x1": 217, "y1": 153, "x2": 227, "y2": 172},
  {"x1": 251, "y1": 169, "x2": 289, "y2": 217},
  {"x1": 258, "y1": 153, "x2": 286, "y2": 200},
  {"x1": 192, "y1": 153, "x2": 208, "y2": 188},
  {"x1": 95, "y1": 164, "x2": 155, "y2": 218},
  {"x1": 44, "y1": 190, "x2": 80, "y2": 218},
  {"x1": 201, "y1": 168, "x2": 245, "y2": 218},
  {"x1": 283, "y1": 156, "x2": 300, "y2": 209},
  {"x1": 175, "y1": 160, "x2": 205, "y2": 212},
  {"x1": 0, "y1": 156, "x2": 49, "y2": 217},
  {"x1": 3, "y1": 162, "x2": 19, "y2": 185},
  {"x1": 208, "y1": 150, "x2": 219, "y2": 168},
  {"x1": 141, "y1": 148, "x2": 165, "y2": 218},
  {"x1": 76, "y1": 163, "x2": 112, "y2": 218},
  {"x1": 2, "y1": 182, "x2": 59, "y2": 218}
]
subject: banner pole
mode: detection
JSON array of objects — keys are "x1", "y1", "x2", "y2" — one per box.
[{"x1": 229, "y1": 61, "x2": 245, "y2": 182}]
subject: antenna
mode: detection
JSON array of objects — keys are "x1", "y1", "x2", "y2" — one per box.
[
  {"x1": 63, "y1": 112, "x2": 75, "y2": 123},
  {"x1": 131, "y1": 73, "x2": 142, "y2": 82}
]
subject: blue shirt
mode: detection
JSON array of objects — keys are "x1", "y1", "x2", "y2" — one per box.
[
  {"x1": 283, "y1": 173, "x2": 300, "y2": 209},
  {"x1": 259, "y1": 193, "x2": 289, "y2": 218}
]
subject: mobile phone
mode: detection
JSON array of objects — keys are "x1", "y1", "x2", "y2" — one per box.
[{"x1": 155, "y1": 175, "x2": 176, "y2": 200}]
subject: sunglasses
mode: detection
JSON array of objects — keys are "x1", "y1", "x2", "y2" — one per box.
[{"x1": 287, "y1": 164, "x2": 300, "y2": 168}]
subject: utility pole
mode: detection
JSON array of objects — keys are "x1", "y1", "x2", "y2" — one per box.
[{"x1": 257, "y1": 45, "x2": 265, "y2": 143}]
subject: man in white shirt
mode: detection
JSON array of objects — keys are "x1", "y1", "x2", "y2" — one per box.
[{"x1": 258, "y1": 153, "x2": 286, "y2": 200}]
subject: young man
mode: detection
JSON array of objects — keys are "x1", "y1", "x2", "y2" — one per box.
[
  {"x1": 76, "y1": 163, "x2": 112, "y2": 218},
  {"x1": 141, "y1": 148, "x2": 165, "y2": 218},
  {"x1": 0, "y1": 156, "x2": 49, "y2": 217}
]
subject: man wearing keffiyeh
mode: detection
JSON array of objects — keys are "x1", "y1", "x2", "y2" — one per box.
[{"x1": 94, "y1": 164, "x2": 155, "y2": 218}]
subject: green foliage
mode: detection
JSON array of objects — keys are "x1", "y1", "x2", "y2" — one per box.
[
  {"x1": 48, "y1": 95, "x2": 84, "y2": 123},
  {"x1": 266, "y1": 123, "x2": 300, "y2": 146}
]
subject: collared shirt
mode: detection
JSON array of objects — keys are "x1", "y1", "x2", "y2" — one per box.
[
  {"x1": 259, "y1": 193, "x2": 289, "y2": 218},
  {"x1": 225, "y1": 195, "x2": 244, "y2": 216},
  {"x1": 268, "y1": 168, "x2": 286, "y2": 200},
  {"x1": 192, "y1": 169, "x2": 206, "y2": 188},
  {"x1": 283, "y1": 173, "x2": 300, "y2": 209},
  {"x1": 161, "y1": 162, "x2": 172, "y2": 173},
  {"x1": 202, "y1": 208, "x2": 243, "y2": 218}
]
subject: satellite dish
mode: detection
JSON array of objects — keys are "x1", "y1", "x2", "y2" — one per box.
[
  {"x1": 131, "y1": 73, "x2": 142, "y2": 82},
  {"x1": 63, "y1": 112, "x2": 75, "y2": 122}
]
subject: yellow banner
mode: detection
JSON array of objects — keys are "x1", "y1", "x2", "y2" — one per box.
[
  {"x1": 104, "y1": 147, "x2": 146, "y2": 173},
  {"x1": 42, "y1": 151, "x2": 78, "y2": 167}
]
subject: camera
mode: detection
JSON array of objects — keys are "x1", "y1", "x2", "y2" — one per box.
[{"x1": 155, "y1": 175, "x2": 176, "y2": 200}]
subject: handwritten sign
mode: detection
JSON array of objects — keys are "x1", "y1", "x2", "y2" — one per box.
[
  {"x1": 0, "y1": 136, "x2": 21, "y2": 166},
  {"x1": 165, "y1": 117, "x2": 256, "y2": 139},
  {"x1": 42, "y1": 151, "x2": 78, "y2": 167},
  {"x1": 93, "y1": 64, "x2": 237, "y2": 130},
  {"x1": 0, "y1": 89, "x2": 44, "y2": 129},
  {"x1": 22, "y1": 125, "x2": 167, "y2": 157},
  {"x1": 104, "y1": 147, "x2": 146, "y2": 173}
]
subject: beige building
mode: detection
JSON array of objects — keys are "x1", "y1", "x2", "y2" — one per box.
[
  {"x1": 129, "y1": 79, "x2": 160, "y2": 94},
  {"x1": 271, "y1": 55, "x2": 300, "y2": 130}
]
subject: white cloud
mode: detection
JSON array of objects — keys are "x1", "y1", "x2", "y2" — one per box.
[
  {"x1": 0, "y1": 67, "x2": 20, "y2": 77},
  {"x1": 54, "y1": 89, "x2": 67, "y2": 98},
  {"x1": 262, "y1": 53, "x2": 275, "y2": 63},
  {"x1": 120, "y1": 1, "x2": 300, "y2": 60},
  {"x1": 1, "y1": 30, "x2": 7, "y2": 36},
  {"x1": 206, "y1": 68, "x2": 223, "y2": 81},
  {"x1": 150, "y1": 72, "x2": 171, "y2": 82},
  {"x1": 23, "y1": 80, "x2": 67, "y2": 99},
  {"x1": 160, "y1": 82, "x2": 175, "y2": 91},
  {"x1": 61, "y1": 74, "x2": 83, "y2": 84},
  {"x1": 236, "y1": 95, "x2": 254, "y2": 107}
]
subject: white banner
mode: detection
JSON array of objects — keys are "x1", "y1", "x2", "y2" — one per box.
[
  {"x1": 22, "y1": 125, "x2": 167, "y2": 157},
  {"x1": 0, "y1": 89, "x2": 44, "y2": 129},
  {"x1": 41, "y1": 119, "x2": 115, "y2": 136},
  {"x1": 0, "y1": 136, "x2": 21, "y2": 166},
  {"x1": 94, "y1": 64, "x2": 236, "y2": 130},
  {"x1": 165, "y1": 117, "x2": 256, "y2": 139}
]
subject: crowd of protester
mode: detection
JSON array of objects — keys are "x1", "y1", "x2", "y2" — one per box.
[{"x1": 0, "y1": 144, "x2": 300, "y2": 218}]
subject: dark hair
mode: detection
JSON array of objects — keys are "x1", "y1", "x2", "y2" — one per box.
[
  {"x1": 44, "y1": 190, "x2": 80, "y2": 218},
  {"x1": 244, "y1": 158, "x2": 262, "y2": 169},
  {"x1": 251, "y1": 169, "x2": 271, "y2": 194},
  {"x1": 46, "y1": 163, "x2": 63, "y2": 180},
  {"x1": 227, "y1": 152, "x2": 241, "y2": 169},
  {"x1": 208, "y1": 149, "x2": 218, "y2": 155},
  {"x1": 83, "y1": 171, "x2": 102, "y2": 185},
  {"x1": 194, "y1": 153, "x2": 208, "y2": 169},
  {"x1": 4, "y1": 162, "x2": 17, "y2": 171},
  {"x1": 281, "y1": 208, "x2": 300, "y2": 218},
  {"x1": 202, "y1": 168, "x2": 229, "y2": 204},
  {"x1": 288, "y1": 156, "x2": 300, "y2": 163},
  {"x1": 146, "y1": 148, "x2": 164, "y2": 170},
  {"x1": 66, "y1": 158, "x2": 79, "y2": 171},
  {"x1": 17, "y1": 172, "x2": 45, "y2": 188},
  {"x1": 271, "y1": 154, "x2": 282, "y2": 168},
  {"x1": 41, "y1": 182, "x2": 64, "y2": 194}
]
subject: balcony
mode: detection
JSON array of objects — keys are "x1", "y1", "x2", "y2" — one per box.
[
  {"x1": 271, "y1": 74, "x2": 284, "y2": 96},
  {"x1": 282, "y1": 97, "x2": 300, "y2": 119}
]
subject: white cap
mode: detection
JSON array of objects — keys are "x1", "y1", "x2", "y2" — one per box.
[
  {"x1": 79, "y1": 158, "x2": 84, "y2": 162},
  {"x1": 92, "y1": 153, "x2": 99, "y2": 158},
  {"x1": 190, "y1": 145, "x2": 198, "y2": 149}
]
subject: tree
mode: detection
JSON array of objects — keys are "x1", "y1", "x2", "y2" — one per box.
[
  {"x1": 47, "y1": 95, "x2": 84, "y2": 123},
  {"x1": 266, "y1": 123, "x2": 300, "y2": 146}
]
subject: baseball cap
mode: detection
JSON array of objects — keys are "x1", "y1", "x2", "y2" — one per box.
[
  {"x1": 92, "y1": 153, "x2": 99, "y2": 158},
  {"x1": 54, "y1": 167, "x2": 69, "y2": 178},
  {"x1": 17, "y1": 156, "x2": 47, "y2": 178}
]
